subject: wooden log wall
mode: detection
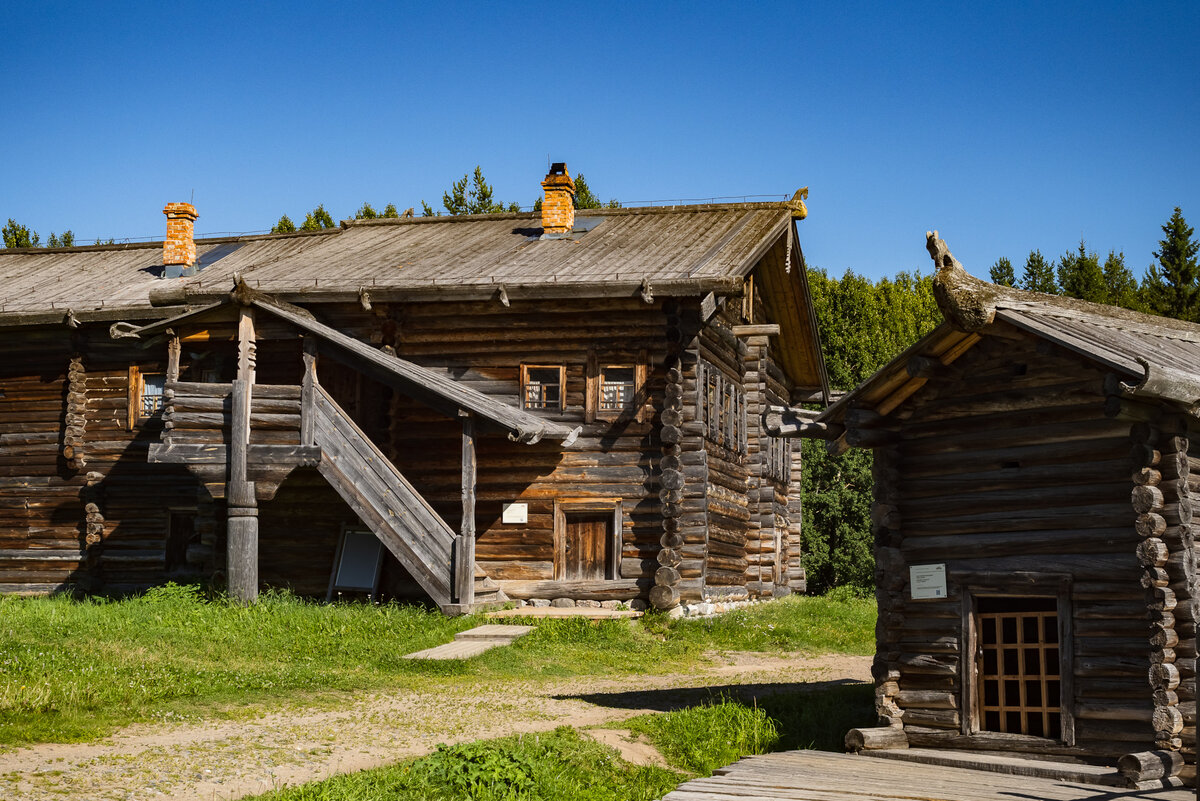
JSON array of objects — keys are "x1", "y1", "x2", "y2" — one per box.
[
  {"x1": 0, "y1": 324, "x2": 205, "y2": 595},
  {"x1": 866, "y1": 329, "x2": 1151, "y2": 760},
  {"x1": 379, "y1": 297, "x2": 673, "y2": 601},
  {"x1": 649, "y1": 299, "x2": 689, "y2": 610},
  {"x1": 695, "y1": 311, "x2": 750, "y2": 599}
]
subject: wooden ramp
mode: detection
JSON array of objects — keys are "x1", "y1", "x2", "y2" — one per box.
[{"x1": 663, "y1": 750, "x2": 1192, "y2": 801}]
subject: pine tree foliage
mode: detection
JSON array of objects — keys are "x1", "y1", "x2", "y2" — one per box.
[
  {"x1": 2, "y1": 219, "x2": 39, "y2": 248},
  {"x1": 299, "y1": 205, "x2": 335, "y2": 232},
  {"x1": 271, "y1": 214, "x2": 296, "y2": 234},
  {"x1": 46, "y1": 231, "x2": 75, "y2": 248},
  {"x1": 423, "y1": 166, "x2": 518, "y2": 216},
  {"x1": 1143, "y1": 207, "x2": 1200, "y2": 321},
  {"x1": 989, "y1": 257, "x2": 1015, "y2": 287},
  {"x1": 1020, "y1": 250, "x2": 1058, "y2": 294},
  {"x1": 572, "y1": 174, "x2": 620, "y2": 210},
  {"x1": 801, "y1": 267, "x2": 941, "y2": 592},
  {"x1": 1056, "y1": 241, "x2": 1106, "y2": 303},
  {"x1": 1101, "y1": 251, "x2": 1144, "y2": 311}
]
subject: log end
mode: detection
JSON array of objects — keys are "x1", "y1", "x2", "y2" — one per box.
[{"x1": 844, "y1": 726, "x2": 908, "y2": 752}]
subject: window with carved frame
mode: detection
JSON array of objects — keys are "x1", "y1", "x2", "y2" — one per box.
[
  {"x1": 521, "y1": 364, "x2": 565, "y2": 411},
  {"x1": 585, "y1": 350, "x2": 648, "y2": 422}
]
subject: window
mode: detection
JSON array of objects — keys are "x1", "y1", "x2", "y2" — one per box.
[
  {"x1": 128, "y1": 366, "x2": 166, "y2": 428},
  {"x1": 599, "y1": 366, "x2": 636, "y2": 411},
  {"x1": 521, "y1": 365, "x2": 564, "y2": 411},
  {"x1": 696, "y1": 359, "x2": 746, "y2": 454},
  {"x1": 586, "y1": 350, "x2": 648, "y2": 422},
  {"x1": 764, "y1": 434, "x2": 791, "y2": 486}
]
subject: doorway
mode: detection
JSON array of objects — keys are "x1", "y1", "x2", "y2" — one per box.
[
  {"x1": 554, "y1": 500, "x2": 622, "y2": 581},
  {"x1": 974, "y1": 595, "x2": 1064, "y2": 740}
]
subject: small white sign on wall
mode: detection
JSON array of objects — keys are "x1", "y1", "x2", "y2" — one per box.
[
  {"x1": 502, "y1": 502, "x2": 528, "y2": 524},
  {"x1": 910, "y1": 563, "x2": 947, "y2": 600}
]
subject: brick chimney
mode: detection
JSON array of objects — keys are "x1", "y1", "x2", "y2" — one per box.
[
  {"x1": 540, "y1": 163, "x2": 575, "y2": 237},
  {"x1": 162, "y1": 202, "x2": 199, "y2": 274}
]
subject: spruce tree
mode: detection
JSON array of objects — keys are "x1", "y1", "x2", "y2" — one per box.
[
  {"x1": 1056, "y1": 241, "x2": 1106, "y2": 302},
  {"x1": 2, "y1": 219, "x2": 39, "y2": 248},
  {"x1": 1143, "y1": 207, "x2": 1200, "y2": 320},
  {"x1": 299, "y1": 205, "x2": 335, "y2": 231},
  {"x1": 271, "y1": 214, "x2": 296, "y2": 234},
  {"x1": 1020, "y1": 250, "x2": 1058, "y2": 294},
  {"x1": 1101, "y1": 251, "x2": 1143, "y2": 311},
  {"x1": 989, "y1": 257, "x2": 1015, "y2": 286}
]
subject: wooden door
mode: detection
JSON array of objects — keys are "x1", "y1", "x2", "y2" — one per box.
[
  {"x1": 976, "y1": 596, "x2": 1062, "y2": 739},
  {"x1": 563, "y1": 512, "x2": 611, "y2": 580}
]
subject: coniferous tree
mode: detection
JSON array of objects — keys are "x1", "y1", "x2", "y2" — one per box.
[
  {"x1": 1020, "y1": 250, "x2": 1058, "y2": 294},
  {"x1": 424, "y1": 166, "x2": 518, "y2": 216},
  {"x1": 46, "y1": 230, "x2": 75, "y2": 248},
  {"x1": 1101, "y1": 251, "x2": 1143, "y2": 311},
  {"x1": 1142, "y1": 207, "x2": 1200, "y2": 321},
  {"x1": 271, "y1": 214, "x2": 296, "y2": 234},
  {"x1": 380, "y1": 203, "x2": 400, "y2": 218},
  {"x1": 2, "y1": 219, "x2": 39, "y2": 248},
  {"x1": 1056, "y1": 241, "x2": 1106, "y2": 303},
  {"x1": 356, "y1": 202, "x2": 378, "y2": 220},
  {"x1": 989, "y1": 257, "x2": 1015, "y2": 286},
  {"x1": 299, "y1": 205, "x2": 335, "y2": 231}
]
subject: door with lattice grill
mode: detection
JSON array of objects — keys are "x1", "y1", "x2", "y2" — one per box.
[{"x1": 976, "y1": 596, "x2": 1061, "y2": 739}]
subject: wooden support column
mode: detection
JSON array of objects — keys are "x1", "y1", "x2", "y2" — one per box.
[
  {"x1": 163, "y1": 333, "x2": 181, "y2": 447},
  {"x1": 226, "y1": 307, "x2": 258, "y2": 604},
  {"x1": 300, "y1": 336, "x2": 317, "y2": 447},
  {"x1": 455, "y1": 410, "x2": 476, "y2": 606}
]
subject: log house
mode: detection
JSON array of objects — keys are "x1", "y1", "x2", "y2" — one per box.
[
  {"x1": 0, "y1": 167, "x2": 827, "y2": 613},
  {"x1": 773, "y1": 232, "x2": 1200, "y2": 787}
]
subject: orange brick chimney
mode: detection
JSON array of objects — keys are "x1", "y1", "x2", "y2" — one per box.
[
  {"x1": 162, "y1": 202, "x2": 199, "y2": 271},
  {"x1": 540, "y1": 163, "x2": 575, "y2": 237}
]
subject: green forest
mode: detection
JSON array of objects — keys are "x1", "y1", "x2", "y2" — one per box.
[{"x1": 802, "y1": 207, "x2": 1199, "y2": 594}]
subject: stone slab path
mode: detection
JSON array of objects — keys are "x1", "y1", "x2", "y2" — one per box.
[{"x1": 401, "y1": 623, "x2": 534, "y2": 660}]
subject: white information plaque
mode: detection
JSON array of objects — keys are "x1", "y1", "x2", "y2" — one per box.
[
  {"x1": 502, "y1": 502, "x2": 528, "y2": 524},
  {"x1": 910, "y1": 563, "x2": 947, "y2": 600}
]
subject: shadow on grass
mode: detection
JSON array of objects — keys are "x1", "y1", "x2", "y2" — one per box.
[{"x1": 561, "y1": 679, "x2": 875, "y2": 753}]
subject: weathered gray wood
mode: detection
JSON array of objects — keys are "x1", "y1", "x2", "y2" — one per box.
[
  {"x1": 301, "y1": 336, "x2": 316, "y2": 446},
  {"x1": 456, "y1": 412, "x2": 476, "y2": 606},
  {"x1": 845, "y1": 726, "x2": 908, "y2": 751},
  {"x1": 312, "y1": 385, "x2": 454, "y2": 605},
  {"x1": 226, "y1": 304, "x2": 258, "y2": 605},
  {"x1": 147, "y1": 443, "x2": 321, "y2": 466},
  {"x1": 497, "y1": 578, "x2": 652, "y2": 601}
]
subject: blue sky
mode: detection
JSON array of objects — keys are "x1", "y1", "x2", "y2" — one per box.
[{"x1": 3, "y1": 1, "x2": 1197, "y2": 280}]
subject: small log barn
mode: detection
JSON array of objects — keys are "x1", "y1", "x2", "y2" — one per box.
[
  {"x1": 771, "y1": 232, "x2": 1200, "y2": 786},
  {"x1": 0, "y1": 166, "x2": 827, "y2": 613}
]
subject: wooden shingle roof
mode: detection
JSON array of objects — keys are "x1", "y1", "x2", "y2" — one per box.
[
  {"x1": 0, "y1": 202, "x2": 805, "y2": 322},
  {"x1": 819, "y1": 232, "x2": 1200, "y2": 432}
]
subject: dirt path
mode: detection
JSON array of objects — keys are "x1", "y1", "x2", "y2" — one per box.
[{"x1": 0, "y1": 652, "x2": 870, "y2": 801}]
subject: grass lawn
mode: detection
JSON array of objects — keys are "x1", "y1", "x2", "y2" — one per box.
[
  {"x1": 244, "y1": 686, "x2": 876, "y2": 801},
  {"x1": 0, "y1": 584, "x2": 875, "y2": 747}
]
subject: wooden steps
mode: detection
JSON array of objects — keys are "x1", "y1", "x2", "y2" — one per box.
[
  {"x1": 402, "y1": 624, "x2": 533, "y2": 660},
  {"x1": 311, "y1": 386, "x2": 457, "y2": 608},
  {"x1": 664, "y1": 749, "x2": 1193, "y2": 800},
  {"x1": 860, "y1": 747, "x2": 1134, "y2": 788}
]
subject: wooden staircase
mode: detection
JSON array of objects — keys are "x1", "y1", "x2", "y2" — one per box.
[{"x1": 310, "y1": 385, "x2": 505, "y2": 612}]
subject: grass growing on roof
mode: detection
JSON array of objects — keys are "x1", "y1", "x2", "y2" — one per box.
[{"x1": 0, "y1": 585, "x2": 874, "y2": 746}]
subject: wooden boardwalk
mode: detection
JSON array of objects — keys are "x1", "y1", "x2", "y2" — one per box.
[{"x1": 663, "y1": 749, "x2": 1193, "y2": 800}]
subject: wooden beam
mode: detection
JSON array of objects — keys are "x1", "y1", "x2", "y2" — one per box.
[
  {"x1": 731, "y1": 324, "x2": 781, "y2": 337},
  {"x1": 148, "y1": 443, "x2": 321, "y2": 466},
  {"x1": 456, "y1": 411, "x2": 476, "y2": 606}
]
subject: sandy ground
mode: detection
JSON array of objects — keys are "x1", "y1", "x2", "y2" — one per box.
[{"x1": 0, "y1": 652, "x2": 870, "y2": 801}]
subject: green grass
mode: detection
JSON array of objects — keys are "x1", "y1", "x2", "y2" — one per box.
[
  {"x1": 0, "y1": 584, "x2": 875, "y2": 746},
  {"x1": 245, "y1": 727, "x2": 681, "y2": 801},
  {"x1": 244, "y1": 685, "x2": 877, "y2": 801}
]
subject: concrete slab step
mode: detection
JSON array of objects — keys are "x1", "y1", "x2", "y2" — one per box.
[
  {"x1": 402, "y1": 624, "x2": 534, "y2": 660},
  {"x1": 454, "y1": 624, "x2": 534, "y2": 641}
]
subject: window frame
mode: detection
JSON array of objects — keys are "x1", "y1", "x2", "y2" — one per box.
[
  {"x1": 520, "y1": 364, "x2": 566, "y2": 412},
  {"x1": 585, "y1": 349, "x2": 648, "y2": 423},
  {"x1": 128, "y1": 366, "x2": 166, "y2": 429}
]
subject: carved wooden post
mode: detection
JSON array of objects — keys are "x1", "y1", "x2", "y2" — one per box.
[
  {"x1": 226, "y1": 307, "x2": 258, "y2": 604},
  {"x1": 455, "y1": 410, "x2": 476, "y2": 606},
  {"x1": 300, "y1": 336, "x2": 317, "y2": 447}
]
